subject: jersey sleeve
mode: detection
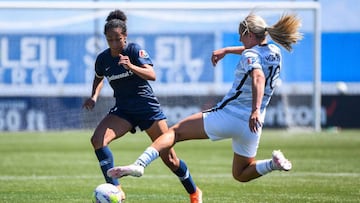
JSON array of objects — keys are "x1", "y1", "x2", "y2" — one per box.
[
  {"x1": 242, "y1": 49, "x2": 262, "y2": 73},
  {"x1": 128, "y1": 43, "x2": 153, "y2": 66},
  {"x1": 94, "y1": 54, "x2": 105, "y2": 78}
]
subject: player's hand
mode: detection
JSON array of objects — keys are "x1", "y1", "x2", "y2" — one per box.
[
  {"x1": 211, "y1": 48, "x2": 226, "y2": 66},
  {"x1": 249, "y1": 109, "x2": 262, "y2": 133},
  {"x1": 118, "y1": 54, "x2": 131, "y2": 69},
  {"x1": 82, "y1": 98, "x2": 96, "y2": 110}
]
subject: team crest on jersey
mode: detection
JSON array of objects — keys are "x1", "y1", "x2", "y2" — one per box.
[
  {"x1": 139, "y1": 50, "x2": 149, "y2": 58},
  {"x1": 247, "y1": 57, "x2": 256, "y2": 65}
]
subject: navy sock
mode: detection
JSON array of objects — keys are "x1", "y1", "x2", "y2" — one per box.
[
  {"x1": 95, "y1": 146, "x2": 119, "y2": 186},
  {"x1": 173, "y1": 160, "x2": 197, "y2": 194}
]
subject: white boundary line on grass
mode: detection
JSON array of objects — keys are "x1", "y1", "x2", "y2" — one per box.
[{"x1": 1, "y1": 172, "x2": 359, "y2": 181}]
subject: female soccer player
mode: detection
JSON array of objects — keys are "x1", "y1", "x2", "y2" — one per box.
[
  {"x1": 83, "y1": 10, "x2": 202, "y2": 203},
  {"x1": 108, "y1": 12, "x2": 303, "y2": 185}
]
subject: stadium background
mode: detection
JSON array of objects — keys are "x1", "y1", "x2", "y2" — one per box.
[{"x1": 0, "y1": 0, "x2": 359, "y2": 131}]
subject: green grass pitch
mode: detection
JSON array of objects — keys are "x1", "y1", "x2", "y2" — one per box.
[{"x1": 0, "y1": 129, "x2": 359, "y2": 203}]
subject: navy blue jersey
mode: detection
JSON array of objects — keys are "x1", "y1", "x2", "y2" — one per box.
[{"x1": 95, "y1": 43, "x2": 161, "y2": 113}]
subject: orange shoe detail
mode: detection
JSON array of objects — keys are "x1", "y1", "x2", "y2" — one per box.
[
  {"x1": 190, "y1": 187, "x2": 203, "y2": 203},
  {"x1": 116, "y1": 185, "x2": 126, "y2": 201}
]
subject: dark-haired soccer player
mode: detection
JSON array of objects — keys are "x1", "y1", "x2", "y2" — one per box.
[{"x1": 83, "y1": 10, "x2": 202, "y2": 203}]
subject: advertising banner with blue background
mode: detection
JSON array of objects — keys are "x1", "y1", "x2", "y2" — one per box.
[
  {"x1": 1, "y1": 32, "x2": 356, "y2": 90},
  {"x1": 0, "y1": 33, "x2": 215, "y2": 89},
  {"x1": 0, "y1": 32, "x2": 359, "y2": 131}
]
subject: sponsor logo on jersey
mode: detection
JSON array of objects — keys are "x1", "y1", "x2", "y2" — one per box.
[
  {"x1": 107, "y1": 71, "x2": 133, "y2": 82},
  {"x1": 139, "y1": 50, "x2": 149, "y2": 58},
  {"x1": 265, "y1": 53, "x2": 280, "y2": 62}
]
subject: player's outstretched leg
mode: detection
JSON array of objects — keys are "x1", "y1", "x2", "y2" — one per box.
[
  {"x1": 107, "y1": 164, "x2": 144, "y2": 178},
  {"x1": 108, "y1": 146, "x2": 159, "y2": 178}
]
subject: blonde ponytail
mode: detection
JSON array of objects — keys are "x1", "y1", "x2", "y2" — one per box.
[
  {"x1": 240, "y1": 13, "x2": 303, "y2": 52},
  {"x1": 266, "y1": 14, "x2": 303, "y2": 51}
]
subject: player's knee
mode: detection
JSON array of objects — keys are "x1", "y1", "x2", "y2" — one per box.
[
  {"x1": 232, "y1": 172, "x2": 250, "y2": 183},
  {"x1": 90, "y1": 135, "x2": 97, "y2": 148},
  {"x1": 91, "y1": 134, "x2": 104, "y2": 149}
]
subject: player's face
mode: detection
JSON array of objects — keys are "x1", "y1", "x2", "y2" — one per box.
[
  {"x1": 239, "y1": 32, "x2": 250, "y2": 48},
  {"x1": 239, "y1": 22, "x2": 257, "y2": 49},
  {"x1": 240, "y1": 32, "x2": 256, "y2": 49},
  {"x1": 106, "y1": 27, "x2": 127, "y2": 56}
]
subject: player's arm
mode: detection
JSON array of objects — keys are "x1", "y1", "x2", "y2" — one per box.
[
  {"x1": 83, "y1": 76, "x2": 104, "y2": 110},
  {"x1": 118, "y1": 54, "x2": 156, "y2": 81},
  {"x1": 249, "y1": 68, "x2": 265, "y2": 133},
  {"x1": 211, "y1": 46, "x2": 245, "y2": 66}
]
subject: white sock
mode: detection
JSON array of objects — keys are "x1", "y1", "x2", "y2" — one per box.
[
  {"x1": 134, "y1": 146, "x2": 159, "y2": 167},
  {"x1": 255, "y1": 159, "x2": 273, "y2": 175}
]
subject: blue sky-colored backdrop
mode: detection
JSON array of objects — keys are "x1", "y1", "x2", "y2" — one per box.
[{"x1": 0, "y1": 0, "x2": 359, "y2": 84}]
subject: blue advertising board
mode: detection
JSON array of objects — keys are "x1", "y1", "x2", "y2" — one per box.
[
  {"x1": 1, "y1": 32, "x2": 358, "y2": 93},
  {"x1": 1, "y1": 32, "x2": 360, "y2": 131},
  {"x1": 221, "y1": 32, "x2": 360, "y2": 83},
  {"x1": 0, "y1": 33, "x2": 215, "y2": 88},
  {"x1": 221, "y1": 32, "x2": 315, "y2": 83}
]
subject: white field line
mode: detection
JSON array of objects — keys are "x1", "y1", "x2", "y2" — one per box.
[{"x1": 0, "y1": 172, "x2": 359, "y2": 181}]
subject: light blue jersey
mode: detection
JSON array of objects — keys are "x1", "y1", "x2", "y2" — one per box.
[{"x1": 215, "y1": 44, "x2": 281, "y2": 122}]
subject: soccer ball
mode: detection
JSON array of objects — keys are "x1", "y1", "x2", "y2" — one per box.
[{"x1": 93, "y1": 183, "x2": 122, "y2": 203}]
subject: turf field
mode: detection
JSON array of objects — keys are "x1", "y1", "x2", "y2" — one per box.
[{"x1": 0, "y1": 129, "x2": 359, "y2": 203}]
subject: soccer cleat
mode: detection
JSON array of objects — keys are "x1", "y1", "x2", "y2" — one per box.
[
  {"x1": 116, "y1": 185, "x2": 126, "y2": 201},
  {"x1": 107, "y1": 164, "x2": 144, "y2": 179},
  {"x1": 190, "y1": 187, "x2": 203, "y2": 203},
  {"x1": 271, "y1": 150, "x2": 292, "y2": 171}
]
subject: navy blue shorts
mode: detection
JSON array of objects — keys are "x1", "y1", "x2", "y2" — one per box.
[{"x1": 108, "y1": 106, "x2": 166, "y2": 131}]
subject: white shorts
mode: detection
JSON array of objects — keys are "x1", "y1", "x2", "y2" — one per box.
[{"x1": 203, "y1": 109, "x2": 261, "y2": 157}]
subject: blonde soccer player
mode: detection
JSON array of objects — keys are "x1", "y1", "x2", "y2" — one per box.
[{"x1": 108, "y1": 12, "x2": 302, "y2": 189}]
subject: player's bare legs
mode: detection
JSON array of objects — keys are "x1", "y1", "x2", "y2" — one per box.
[
  {"x1": 153, "y1": 112, "x2": 208, "y2": 153},
  {"x1": 232, "y1": 154, "x2": 260, "y2": 182},
  {"x1": 91, "y1": 114, "x2": 131, "y2": 149},
  {"x1": 107, "y1": 112, "x2": 208, "y2": 177},
  {"x1": 91, "y1": 114, "x2": 132, "y2": 201},
  {"x1": 145, "y1": 120, "x2": 180, "y2": 170},
  {"x1": 108, "y1": 112, "x2": 291, "y2": 182},
  {"x1": 108, "y1": 114, "x2": 205, "y2": 202},
  {"x1": 136, "y1": 119, "x2": 202, "y2": 202},
  {"x1": 107, "y1": 112, "x2": 208, "y2": 175},
  {"x1": 232, "y1": 151, "x2": 292, "y2": 182},
  {"x1": 163, "y1": 115, "x2": 207, "y2": 203}
]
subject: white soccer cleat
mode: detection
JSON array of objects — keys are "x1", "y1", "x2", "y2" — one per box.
[
  {"x1": 271, "y1": 150, "x2": 292, "y2": 171},
  {"x1": 107, "y1": 164, "x2": 144, "y2": 179}
]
